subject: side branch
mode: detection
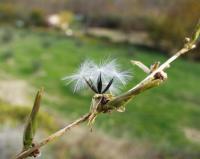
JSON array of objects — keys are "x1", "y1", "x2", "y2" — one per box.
[
  {"x1": 15, "y1": 113, "x2": 91, "y2": 159},
  {"x1": 107, "y1": 35, "x2": 198, "y2": 109}
]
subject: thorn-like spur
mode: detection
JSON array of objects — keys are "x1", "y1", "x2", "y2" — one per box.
[
  {"x1": 102, "y1": 78, "x2": 114, "y2": 93},
  {"x1": 150, "y1": 61, "x2": 160, "y2": 73},
  {"x1": 84, "y1": 78, "x2": 98, "y2": 93}
]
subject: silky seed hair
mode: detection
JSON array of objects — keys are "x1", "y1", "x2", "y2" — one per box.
[{"x1": 62, "y1": 59, "x2": 132, "y2": 94}]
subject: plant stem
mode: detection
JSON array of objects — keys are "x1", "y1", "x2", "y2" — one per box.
[
  {"x1": 107, "y1": 44, "x2": 196, "y2": 109},
  {"x1": 15, "y1": 113, "x2": 91, "y2": 159},
  {"x1": 15, "y1": 25, "x2": 199, "y2": 158}
]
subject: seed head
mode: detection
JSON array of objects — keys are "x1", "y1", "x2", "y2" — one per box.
[{"x1": 62, "y1": 59, "x2": 132, "y2": 94}]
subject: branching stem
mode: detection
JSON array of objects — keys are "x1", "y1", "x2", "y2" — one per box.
[
  {"x1": 14, "y1": 25, "x2": 199, "y2": 159},
  {"x1": 15, "y1": 113, "x2": 91, "y2": 159},
  {"x1": 106, "y1": 45, "x2": 196, "y2": 110}
]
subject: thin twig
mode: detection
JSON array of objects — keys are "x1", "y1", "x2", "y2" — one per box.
[
  {"x1": 15, "y1": 113, "x2": 91, "y2": 159},
  {"x1": 106, "y1": 41, "x2": 197, "y2": 109},
  {"x1": 130, "y1": 47, "x2": 194, "y2": 90}
]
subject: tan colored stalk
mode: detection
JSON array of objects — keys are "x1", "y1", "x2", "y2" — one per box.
[{"x1": 15, "y1": 25, "x2": 199, "y2": 159}]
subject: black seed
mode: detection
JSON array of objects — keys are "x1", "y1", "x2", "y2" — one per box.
[
  {"x1": 97, "y1": 73, "x2": 102, "y2": 93},
  {"x1": 102, "y1": 78, "x2": 114, "y2": 93},
  {"x1": 84, "y1": 78, "x2": 98, "y2": 93}
]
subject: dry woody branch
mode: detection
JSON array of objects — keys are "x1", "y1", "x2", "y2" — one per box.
[{"x1": 15, "y1": 25, "x2": 200, "y2": 159}]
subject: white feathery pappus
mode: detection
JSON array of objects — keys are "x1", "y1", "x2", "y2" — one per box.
[{"x1": 62, "y1": 59, "x2": 132, "y2": 94}]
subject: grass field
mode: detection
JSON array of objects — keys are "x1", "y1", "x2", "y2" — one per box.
[{"x1": 0, "y1": 27, "x2": 200, "y2": 158}]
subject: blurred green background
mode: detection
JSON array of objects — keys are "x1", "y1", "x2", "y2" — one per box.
[{"x1": 0, "y1": 0, "x2": 199, "y2": 159}]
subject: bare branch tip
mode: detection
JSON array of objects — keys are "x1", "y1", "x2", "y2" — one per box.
[{"x1": 131, "y1": 60, "x2": 150, "y2": 74}]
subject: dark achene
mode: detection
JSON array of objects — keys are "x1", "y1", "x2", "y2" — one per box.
[
  {"x1": 84, "y1": 73, "x2": 114, "y2": 94},
  {"x1": 84, "y1": 73, "x2": 116, "y2": 125}
]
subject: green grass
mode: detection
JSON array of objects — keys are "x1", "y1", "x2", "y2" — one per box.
[{"x1": 0, "y1": 27, "x2": 200, "y2": 156}]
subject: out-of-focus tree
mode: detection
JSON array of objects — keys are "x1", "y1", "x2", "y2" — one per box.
[
  {"x1": 66, "y1": 0, "x2": 174, "y2": 31},
  {"x1": 27, "y1": 8, "x2": 46, "y2": 26},
  {"x1": 27, "y1": 9, "x2": 46, "y2": 27},
  {"x1": 149, "y1": 0, "x2": 200, "y2": 60},
  {"x1": 0, "y1": 3, "x2": 19, "y2": 23}
]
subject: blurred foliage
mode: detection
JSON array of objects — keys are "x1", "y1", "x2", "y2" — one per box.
[
  {"x1": 1, "y1": 50, "x2": 14, "y2": 61},
  {"x1": 0, "y1": 4, "x2": 47, "y2": 27},
  {"x1": 0, "y1": 101, "x2": 57, "y2": 132},
  {"x1": 1, "y1": 29, "x2": 14, "y2": 43},
  {"x1": 31, "y1": 60, "x2": 43, "y2": 73},
  {"x1": 42, "y1": 39, "x2": 52, "y2": 48},
  {"x1": 0, "y1": 3, "x2": 19, "y2": 23},
  {"x1": 67, "y1": 0, "x2": 170, "y2": 31},
  {"x1": 0, "y1": 1, "x2": 198, "y2": 61},
  {"x1": 58, "y1": 11, "x2": 74, "y2": 26},
  {"x1": 149, "y1": 0, "x2": 200, "y2": 60},
  {"x1": 27, "y1": 9, "x2": 46, "y2": 27}
]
